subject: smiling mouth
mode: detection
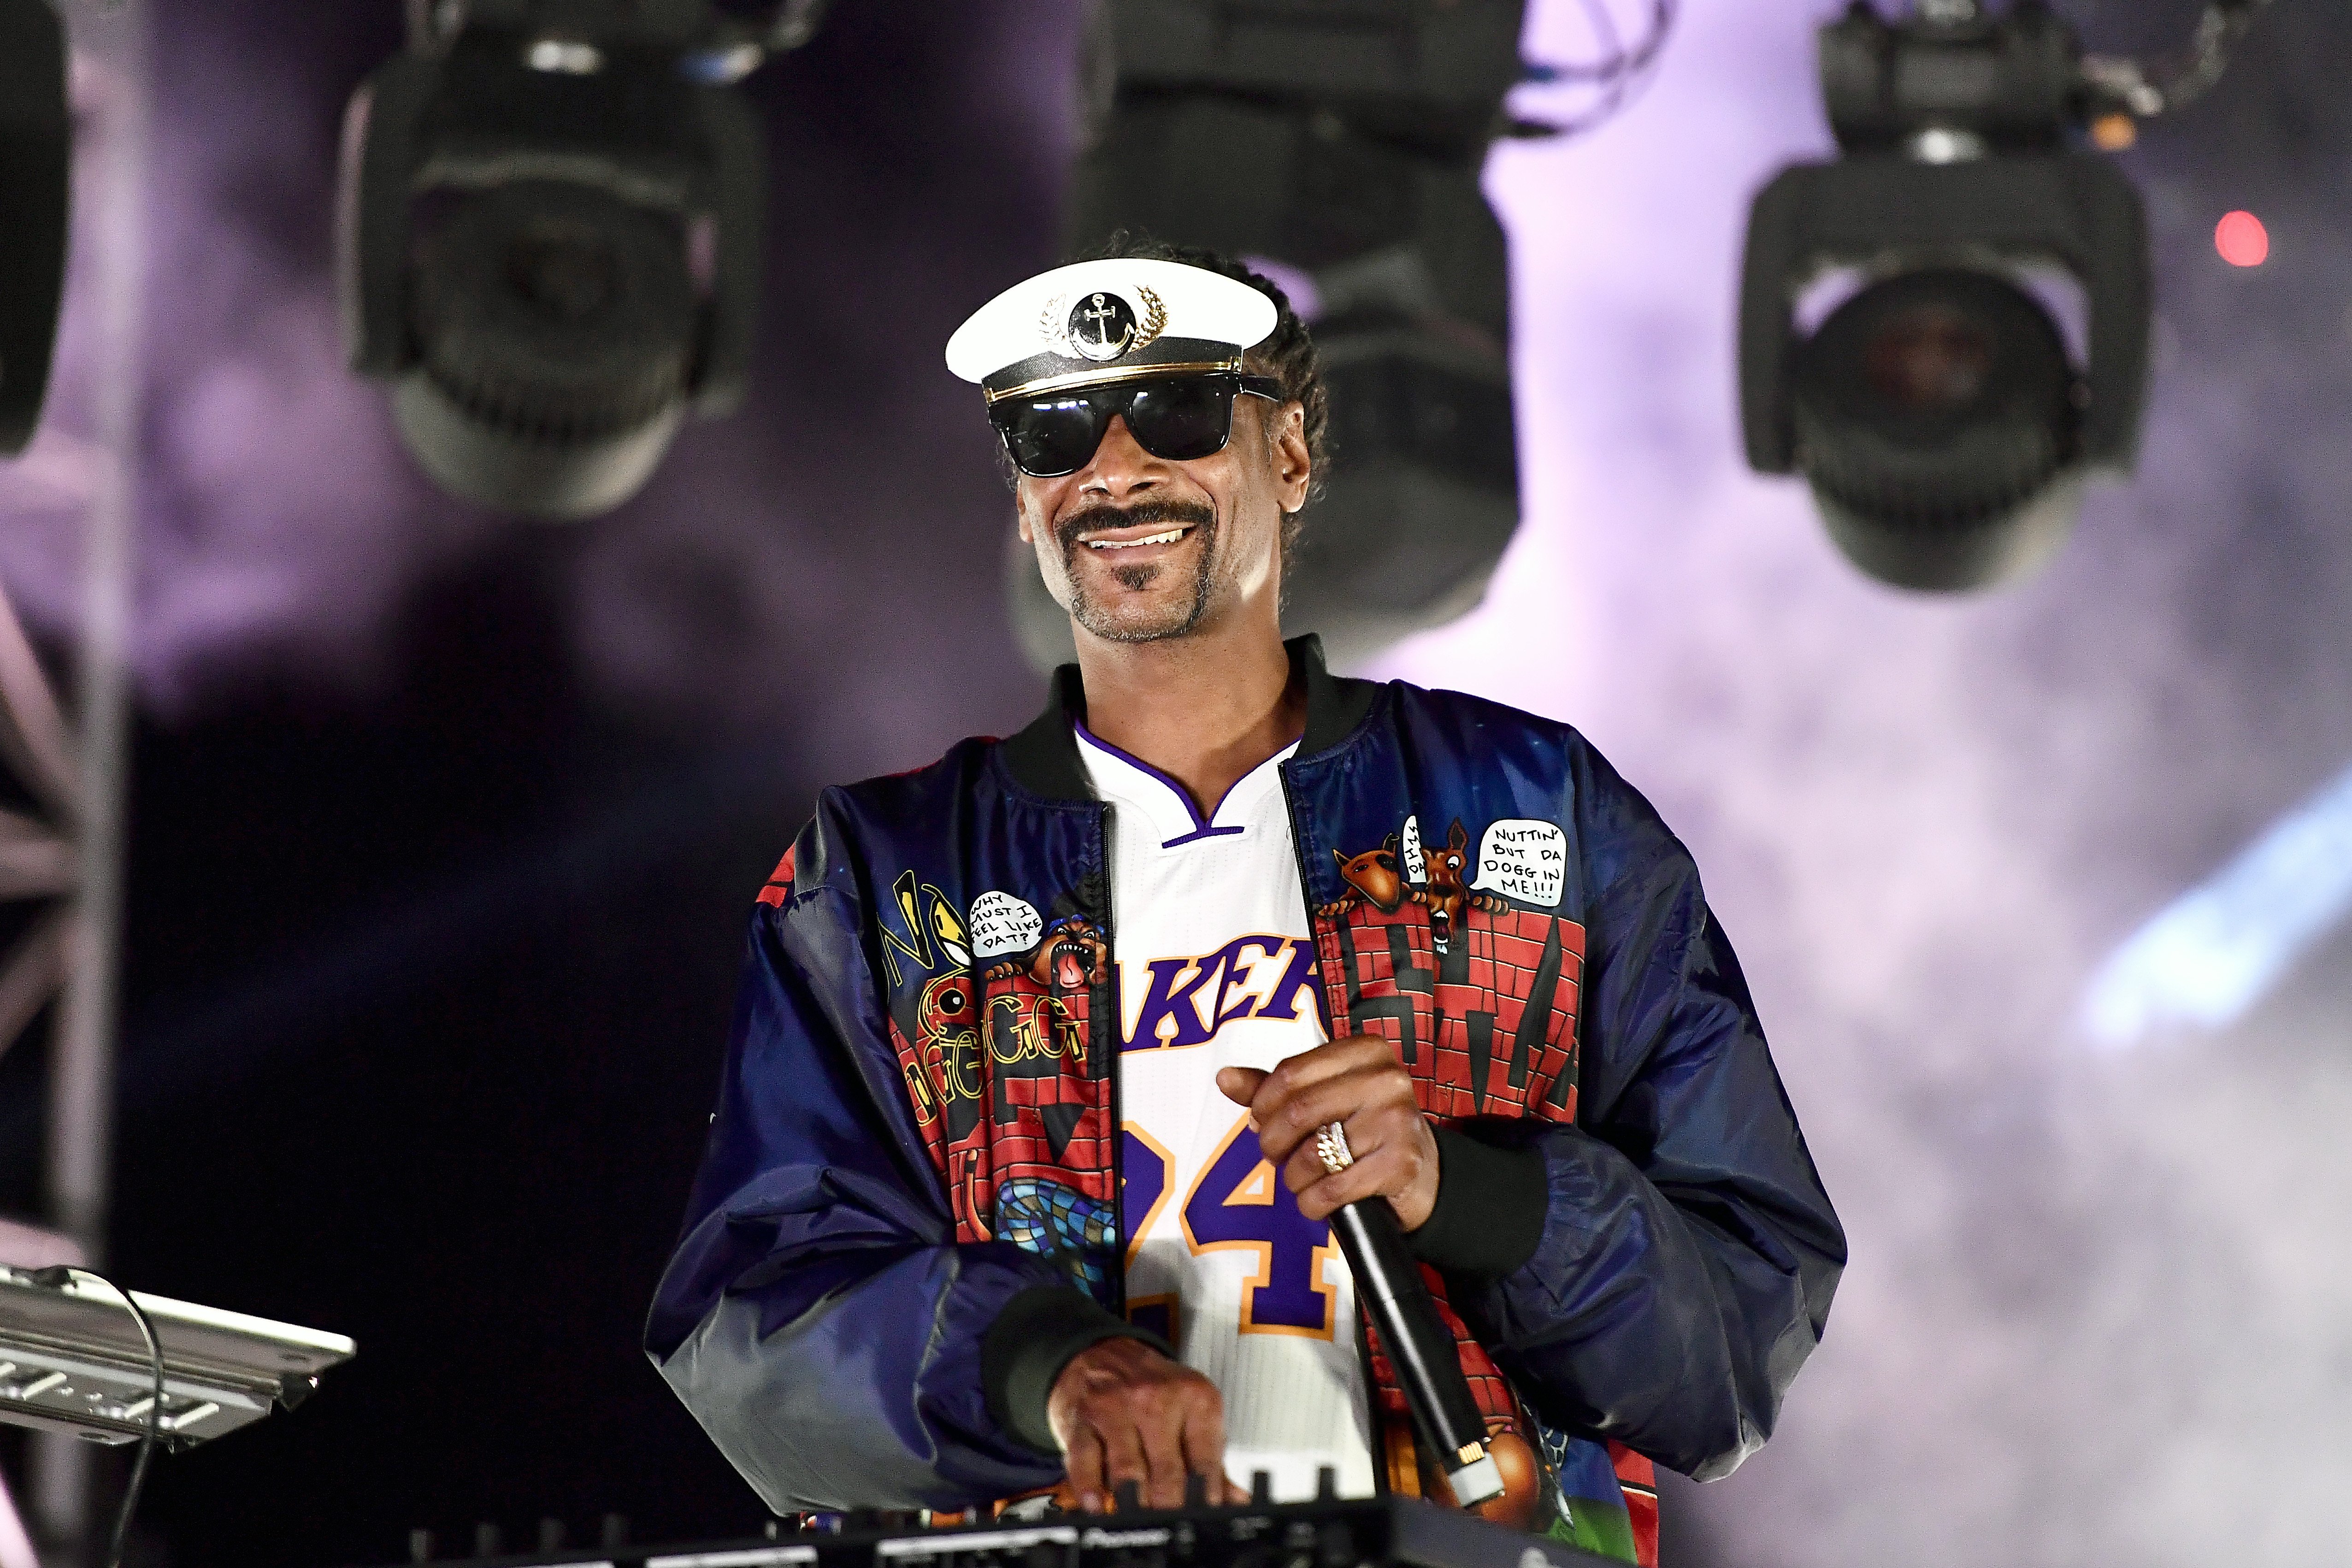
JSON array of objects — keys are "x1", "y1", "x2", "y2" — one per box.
[{"x1": 1084, "y1": 527, "x2": 1192, "y2": 551}]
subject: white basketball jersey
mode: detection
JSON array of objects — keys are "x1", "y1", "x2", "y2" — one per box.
[{"x1": 1077, "y1": 724, "x2": 1378, "y2": 1503}]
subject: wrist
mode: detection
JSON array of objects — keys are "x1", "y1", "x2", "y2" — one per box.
[
  {"x1": 982, "y1": 1286, "x2": 1169, "y2": 1455},
  {"x1": 1407, "y1": 1125, "x2": 1549, "y2": 1278}
]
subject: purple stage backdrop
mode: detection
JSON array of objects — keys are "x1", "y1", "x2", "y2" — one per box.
[
  {"x1": 1391, "y1": 4, "x2": 2352, "y2": 1564},
  {"x1": 4, "y1": 2, "x2": 2350, "y2": 1565}
]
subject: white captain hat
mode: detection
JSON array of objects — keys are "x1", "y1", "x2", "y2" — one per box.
[{"x1": 946, "y1": 258, "x2": 1279, "y2": 404}]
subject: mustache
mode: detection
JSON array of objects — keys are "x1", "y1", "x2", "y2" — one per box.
[{"x1": 1053, "y1": 499, "x2": 1215, "y2": 552}]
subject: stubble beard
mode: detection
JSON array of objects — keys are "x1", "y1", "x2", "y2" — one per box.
[{"x1": 1053, "y1": 498, "x2": 1220, "y2": 644}]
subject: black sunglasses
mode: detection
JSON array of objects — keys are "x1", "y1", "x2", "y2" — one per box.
[{"x1": 990, "y1": 372, "x2": 1285, "y2": 479}]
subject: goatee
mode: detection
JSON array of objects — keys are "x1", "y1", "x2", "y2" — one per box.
[{"x1": 1056, "y1": 499, "x2": 1219, "y2": 643}]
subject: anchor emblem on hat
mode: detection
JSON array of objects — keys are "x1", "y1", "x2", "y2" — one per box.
[
  {"x1": 1060, "y1": 286, "x2": 1168, "y2": 363},
  {"x1": 1068, "y1": 291, "x2": 1138, "y2": 361}
]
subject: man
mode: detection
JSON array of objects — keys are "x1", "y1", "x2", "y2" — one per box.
[{"x1": 646, "y1": 241, "x2": 1845, "y2": 1565}]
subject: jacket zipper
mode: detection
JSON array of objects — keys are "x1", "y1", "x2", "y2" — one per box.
[
  {"x1": 1095, "y1": 798, "x2": 1126, "y2": 1319},
  {"x1": 1277, "y1": 758, "x2": 1390, "y2": 1498},
  {"x1": 1274, "y1": 758, "x2": 1336, "y2": 1037}
]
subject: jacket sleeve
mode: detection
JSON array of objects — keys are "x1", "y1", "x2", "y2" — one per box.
[
  {"x1": 1442, "y1": 749, "x2": 1847, "y2": 1483},
  {"x1": 643, "y1": 808, "x2": 1139, "y2": 1512}
]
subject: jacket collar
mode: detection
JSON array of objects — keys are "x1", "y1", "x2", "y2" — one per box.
[{"x1": 998, "y1": 633, "x2": 1379, "y2": 804}]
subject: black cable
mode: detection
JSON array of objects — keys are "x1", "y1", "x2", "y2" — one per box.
[
  {"x1": 1509, "y1": 0, "x2": 1678, "y2": 140},
  {"x1": 27, "y1": 1265, "x2": 164, "y2": 1568},
  {"x1": 2162, "y1": 0, "x2": 2271, "y2": 111},
  {"x1": 1567, "y1": 0, "x2": 1627, "y2": 85},
  {"x1": 2081, "y1": 0, "x2": 2274, "y2": 120}
]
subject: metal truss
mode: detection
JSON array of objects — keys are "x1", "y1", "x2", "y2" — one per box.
[{"x1": 0, "y1": 0, "x2": 147, "y2": 1560}]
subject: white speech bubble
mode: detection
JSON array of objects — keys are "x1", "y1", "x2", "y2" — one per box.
[
  {"x1": 1400, "y1": 815, "x2": 1426, "y2": 884},
  {"x1": 1472, "y1": 819, "x2": 1567, "y2": 908},
  {"x1": 970, "y1": 891, "x2": 1043, "y2": 961}
]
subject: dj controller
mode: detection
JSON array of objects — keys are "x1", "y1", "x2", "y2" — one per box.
[{"x1": 384, "y1": 1494, "x2": 1614, "y2": 1568}]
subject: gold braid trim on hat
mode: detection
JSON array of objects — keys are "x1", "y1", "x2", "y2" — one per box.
[
  {"x1": 1130, "y1": 286, "x2": 1168, "y2": 354},
  {"x1": 1036, "y1": 294, "x2": 1068, "y2": 347},
  {"x1": 984, "y1": 358, "x2": 1246, "y2": 404}
]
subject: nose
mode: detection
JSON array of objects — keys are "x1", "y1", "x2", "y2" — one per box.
[{"x1": 1073, "y1": 414, "x2": 1167, "y2": 499}]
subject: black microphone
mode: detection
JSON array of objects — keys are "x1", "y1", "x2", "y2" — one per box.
[{"x1": 1327, "y1": 1198, "x2": 1504, "y2": 1508}]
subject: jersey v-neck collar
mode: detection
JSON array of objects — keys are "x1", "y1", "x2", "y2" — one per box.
[{"x1": 1073, "y1": 720, "x2": 1301, "y2": 850}]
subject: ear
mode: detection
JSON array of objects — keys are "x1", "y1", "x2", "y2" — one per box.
[
  {"x1": 1266, "y1": 398, "x2": 1311, "y2": 514},
  {"x1": 1333, "y1": 849, "x2": 1350, "y2": 869},
  {"x1": 1383, "y1": 833, "x2": 1399, "y2": 853},
  {"x1": 1449, "y1": 820, "x2": 1468, "y2": 851}
]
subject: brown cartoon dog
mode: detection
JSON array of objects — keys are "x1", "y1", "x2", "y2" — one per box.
[
  {"x1": 1321, "y1": 821, "x2": 1508, "y2": 941},
  {"x1": 1421, "y1": 819, "x2": 1507, "y2": 943},
  {"x1": 1325, "y1": 835, "x2": 1408, "y2": 914}
]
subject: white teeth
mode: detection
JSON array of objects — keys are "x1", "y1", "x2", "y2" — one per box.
[{"x1": 1086, "y1": 528, "x2": 1188, "y2": 550}]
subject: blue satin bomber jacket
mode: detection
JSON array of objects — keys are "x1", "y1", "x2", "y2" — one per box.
[{"x1": 643, "y1": 638, "x2": 1845, "y2": 1520}]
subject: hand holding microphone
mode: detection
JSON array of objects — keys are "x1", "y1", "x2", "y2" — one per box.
[
  {"x1": 1216, "y1": 1035, "x2": 1442, "y2": 1228},
  {"x1": 1216, "y1": 1040, "x2": 1506, "y2": 1510}
]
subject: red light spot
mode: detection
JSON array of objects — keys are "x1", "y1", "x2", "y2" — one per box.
[{"x1": 2216, "y1": 211, "x2": 2269, "y2": 268}]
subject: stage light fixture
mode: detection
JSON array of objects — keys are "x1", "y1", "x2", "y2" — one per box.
[
  {"x1": 1017, "y1": 0, "x2": 1672, "y2": 672},
  {"x1": 1740, "y1": 0, "x2": 2270, "y2": 593},
  {"x1": 0, "y1": 0, "x2": 70, "y2": 460},
  {"x1": 338, "y1": 0, "x2": 829, "y2": 519}
]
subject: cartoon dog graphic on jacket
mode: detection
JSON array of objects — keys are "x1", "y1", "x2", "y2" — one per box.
[
  {"x1": 1323, "y1": 819, "x2": 1506, "y2": 950},
  {"x1": 981, "y1": 915, "x2": 1110, "y2": 992}
]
